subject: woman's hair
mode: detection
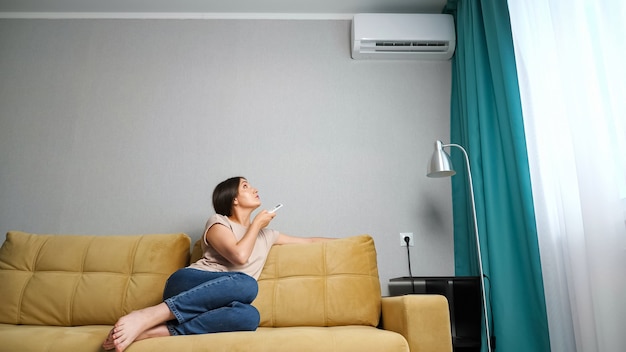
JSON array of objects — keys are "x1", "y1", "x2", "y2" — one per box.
[{"x1": 212, "y1": 176, "x2": 245, "y2": 216}]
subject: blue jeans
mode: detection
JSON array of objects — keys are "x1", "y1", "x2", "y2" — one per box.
[{"x1": 162, "y1": 268, "x2": 260, "y2": 336}]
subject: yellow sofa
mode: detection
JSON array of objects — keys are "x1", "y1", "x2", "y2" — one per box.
[{"x1": 0, "y1": 231, "x2": 452, "y2": 352}]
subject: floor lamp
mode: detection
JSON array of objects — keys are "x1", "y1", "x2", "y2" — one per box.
[{"x1": 427, "y1": 140, "x2": 492, "y2": 352}]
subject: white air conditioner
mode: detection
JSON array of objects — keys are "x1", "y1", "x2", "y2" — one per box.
[{"x1": 351, "y1": 13, "x2": 456, "y2": 60}]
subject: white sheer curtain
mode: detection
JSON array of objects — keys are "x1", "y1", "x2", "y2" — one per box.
[{"x1": 507, "y1": 1, "x2": 626, "y2": 351}]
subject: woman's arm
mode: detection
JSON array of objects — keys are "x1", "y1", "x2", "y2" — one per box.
[
  {"x1": 274, "y1": 233, "x2": 335, "y2": 245},
  {"x1": 206, "y1": 211, "x2": 275, "y2": 265}
]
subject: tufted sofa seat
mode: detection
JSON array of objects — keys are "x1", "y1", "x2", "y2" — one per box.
[{"x1": 0, "y1": 232, "x2": 452, "y2": 352}]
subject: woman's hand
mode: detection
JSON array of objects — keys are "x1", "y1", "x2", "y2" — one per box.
[{"x1": 251, "y1": 209, "x2": 276, "y2": 230}]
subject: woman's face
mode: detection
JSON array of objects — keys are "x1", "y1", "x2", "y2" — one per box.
[{"x1": 234, "y1": 178, "x2": 261, "y2": 209}]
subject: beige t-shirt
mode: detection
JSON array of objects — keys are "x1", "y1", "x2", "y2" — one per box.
[{"x1": 189, "y1": 214, "x2": 280, "y2": 280}]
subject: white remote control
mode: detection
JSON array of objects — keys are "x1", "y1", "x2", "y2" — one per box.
[{"x1": 268, "y1": 203, "x2": 283, "y2": 213}]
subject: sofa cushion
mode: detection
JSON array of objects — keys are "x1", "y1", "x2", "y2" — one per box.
[
  {"x1": 128, "y1": 326, "x2": 409, "y2": 352},
  {"x1": 0, "y1": 323, "x2": 111, "y2": 351},
  {"x1": 188, "y1": 235, "x2": 382, "y2": 328},
  {"x1": 253, "y1": 235, "x2": 381, "y2": 328},
  {"x1": 0, "y1": 324, "x2": 409, "y2": 352},
  {"x1": 0, "y1": 231, "x2": 190, "y2": 326}
]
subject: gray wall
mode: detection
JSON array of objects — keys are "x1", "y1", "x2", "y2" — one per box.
[{"x1": 0, "y1": 18, "x2": 454, "y2": 295}]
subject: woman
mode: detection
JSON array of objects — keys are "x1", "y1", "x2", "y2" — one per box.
[{"x1": 103, "y1": 176, "x2": 330, "y2": 352}]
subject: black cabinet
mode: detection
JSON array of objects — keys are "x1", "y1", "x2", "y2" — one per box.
[{"x1": 389, "y1": 276, "x2": 481, "y2": 352}]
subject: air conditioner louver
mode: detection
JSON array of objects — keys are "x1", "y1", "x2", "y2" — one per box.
[
  {"x1": 363, "y1": 40, "x2": 451, "y2": 53},
  {"x1": 351, "y1": 14, "x2": 456, "y2": 60}
]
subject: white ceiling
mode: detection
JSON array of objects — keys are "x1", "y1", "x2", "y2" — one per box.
[{"x1": 0, "y1": 0, "x2": 448, "y2": 19}]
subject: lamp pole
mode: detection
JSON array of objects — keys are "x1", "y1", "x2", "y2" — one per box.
[{"x1": 427, "y1": 141, "x2": 492, "y2": 352}]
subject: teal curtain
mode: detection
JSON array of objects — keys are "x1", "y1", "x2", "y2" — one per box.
[{"x1": 445, "y1": 0, "x2": 550, "y2": 351}]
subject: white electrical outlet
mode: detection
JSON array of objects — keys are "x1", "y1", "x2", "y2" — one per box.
[{"x1": 400, "y1": 233, "x2": 414, "y2": 247}]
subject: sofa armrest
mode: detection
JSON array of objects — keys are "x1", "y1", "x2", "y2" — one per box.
[{"x1": 381, "y1": 295, "x2": 453, "y2": 352}]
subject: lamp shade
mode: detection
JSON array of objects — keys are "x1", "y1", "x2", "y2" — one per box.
[{"x1": 427, "y1": 140, "x2": 456, "y2": 178}]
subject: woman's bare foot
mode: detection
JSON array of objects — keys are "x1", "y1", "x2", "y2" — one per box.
[
  {"x1": 136, "y1": 324, "x2": 171, "y2": 340},
  {"x1": 102, "y1": 329, "x2": 115, "y2": 350},
  {"x1": 102, "y1": 324, "x2": 170, "y2": 351},
  {"x1": 107, "y1": 303, "x2": 174, "y2": 352}
]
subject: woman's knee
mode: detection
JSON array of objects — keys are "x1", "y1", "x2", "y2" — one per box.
[
  {"x1": 232, "y1": 302, "x2": 260, "y2": 331},
  {"x1": 231, "y1": 273, "x2": 258, "y2": 303},
  {"x1": 163, "y1": 268, "x2": 189, "y2": 300}
]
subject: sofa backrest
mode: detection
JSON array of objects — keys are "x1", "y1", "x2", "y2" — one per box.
[
  {"x1": 0, "y1": 231, "x2": 190, "y2": 326},
  {"x1": 192, "y1": 234, "x2": 382, "y2": 328}
]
